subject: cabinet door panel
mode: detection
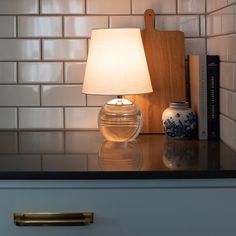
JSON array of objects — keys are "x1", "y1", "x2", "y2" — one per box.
[{"x1": 0, "y1": 188, "x2": 236, "y2": 236}]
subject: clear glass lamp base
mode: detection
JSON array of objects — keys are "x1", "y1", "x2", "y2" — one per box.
[{"x1": 98, "y1": 97, "x2": 142, "y2": 142}]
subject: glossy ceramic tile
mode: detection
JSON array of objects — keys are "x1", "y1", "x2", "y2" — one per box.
[
  {"x1": 19, "y1": 108, "x2": 63, "y2": 129},
  {"x1": 220, "y1": 114, "x2": 235, "y2": 150},
  {"x1": 207, "y1": 0, "x2": 228, "y2": 12},
  {"x1": 18, "y1": 16, "x2": 62, "y2": 37},
  {"x1": 65, "y1": 107, "x2": 100, "y2": 128},
  {"x1": 41, "y1": 85, "x2": 86, "y2": 106},
  {"x1": 41, "y1": 0, "x2": 85, "y2": 14},
  {"x1": 201, "y1": 15, "x2": 206, "y2": 36},
  {"x1": 207, "y1": 37, "x2": 228, "y2": 60},
  {"x1": 0, "y1": 0, "x2": 38, "y2": 14},
  {"x1": 220, "y1": 89, "x2": 236, "y2": 120},
  {"x1": 0, "y1": 16, "x2": 16, "y2": 37},
  {"x1": 156, "y1": 16, "x2": 199, "y2": 37},
  {"x1": 42, "y1": 154, "x2": 87, "y2": 171},
  {"x1": 110, "y1": 16, "x2": 144, "y2": 29},
  {"x1": 221, "y1": 5, "x2": 235, "y2": 34},
  {"x1": 19, "y1": 62, "x2": 63, "y2": 83},
  {"x1": 132, "y1": 0, "x2": 176, "y2": 14},
  {"x1": 43, "y1": 39, "x2": 87, "y2": 60},
  {"x1": 0, "y1": 39, "x2": 40, "y2": 61},
  {"x1": 0, "y1": 62, "x2": 17, "y2": 83},
  {"x1": 220, "y1": 88, "x2": 229, "y2": 115},
  {"x1": 207, "y1": 13, "x2": 221, "y2": 35},
  {"x1": 177, "y1": 0, "x2": 205, "y2": 14},
  {"x1": 0, "y1": 108, "x2": 17, "y2": 129},
  {"x1": 185, "y1": 38, "x2": 206, "y2": 55},
  {"x1": 65, "y1": 16, "x2": 108, "y2": 37},
  {"x1": 19, "y1": 132, "x2": 64, "y2": 153},
  {"x1": 0, "y1": 155, "x2": 41, "y2": 171},
  {"x1": 227, "y1": 35, "x2": 236, "y2": 61},
  {"x1": 0, "y1": 132, "x2": 17, "y2": 153},
  {"x1": 65, "y1": 131, "x2": 103, "y2": 153},
  {"x1": 220, "y1": 62, "x2": 234, "y2": 90},
  {"x1": 87, "y1": 95, "x2": 115, "y2": 106},
  {"x1": 65, "y1": 62, "x2": 86, "y2": 84},
  {"x1": 0, "y1": 85, "x2": 39, "y2": 106},
  {"x1": 87, "y1": 0, "x2": 130, "y2": 14}
]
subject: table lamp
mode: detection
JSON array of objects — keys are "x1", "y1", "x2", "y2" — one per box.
[{"x1": 82, "y1": 28, "x2": 153, "y2": 142}]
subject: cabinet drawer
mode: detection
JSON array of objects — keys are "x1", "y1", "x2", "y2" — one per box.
[{"x1": 1, "y1": 187, "x2": 236, "y2": 236}]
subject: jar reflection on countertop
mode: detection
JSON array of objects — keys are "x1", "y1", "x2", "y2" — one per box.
[
  {"x1": 162, "y1": 139, "x2": 199, "y2": 170},
  {"x1": 162, "y1": 101, "x2": 197, "y2": 139},
  {"x1": 98, "y1": 141, "x2": 143, "y2": 171}
]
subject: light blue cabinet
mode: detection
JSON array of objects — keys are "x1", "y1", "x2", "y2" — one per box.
[{"x1": 1, "y1": 179, "x2": 236, "y2": 235}]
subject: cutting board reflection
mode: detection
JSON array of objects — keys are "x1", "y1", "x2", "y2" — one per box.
[{"x1": 127, "y1": 9, "x2": 186, "y2": 133}]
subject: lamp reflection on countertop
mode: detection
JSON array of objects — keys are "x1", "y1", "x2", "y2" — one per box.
[
  {"x1": 162, "y1": 139, "x2": 199, "y2": 170},
  {"x1": 98, "y1": 141, "x2": 143, "y2": 171}
]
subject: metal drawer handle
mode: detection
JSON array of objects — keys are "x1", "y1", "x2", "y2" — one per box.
[{"x1": 14, "y1": 212, "x2": 94, "y2": 226}]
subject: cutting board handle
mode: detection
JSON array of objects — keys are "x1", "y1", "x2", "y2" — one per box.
[{"x1": 144, "y1": 9, "x2": 155, "y2": 31}]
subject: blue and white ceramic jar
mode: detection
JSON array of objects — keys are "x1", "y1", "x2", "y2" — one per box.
[{"x1": 162, "y1": 101, "x2": 196, "y2": 139}]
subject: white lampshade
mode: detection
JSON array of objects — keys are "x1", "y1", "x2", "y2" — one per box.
[{"x1": 82, "y1": 28, "x2": 153, "y2": 95}]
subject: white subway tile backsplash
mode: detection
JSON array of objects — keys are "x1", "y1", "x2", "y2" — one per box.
[
  {"x1": 234, "y1": 64, "x2": 236, "y2": 91},
  {"x1": 178, "y1": 0, "x2": 205, "y2": 14},
  {"x1": 221, "y1": 5, "x2": 235, "y2": 34},
  {"x1": 0, "y1": 0, "x2": 38, "y2": 14},
  {"x1": 87, "y1": 95, "x2": 115, "y2": 106},
  {"x1": 18, "y1": 16, "x2": 62, "y2": 37},
  {"x1": 0, "y1": 16, "x2": 16, "y2": 37},
  {"x1": 19, "y1": 108, "x2": 63, "y2": 129},
  {"x1": 132, "y1": 0, "x2": 176, "y2": 14},
  {"x1": 0, "y1": 108, "x2": 17, "y2": 128},
  {"x1": 220, "y1": 114, "x2": 235, "y2": 150},
  {"x1": 207, "y1": 36, "x2": 228, "y2": 60},
  {"x1": 156, "y1": 16, "x2": 200, "y2": 37},
  {"x1": 227, "y1": 35, "x2": 236, "y2": 61},
  {"x1": 110, "y1": 16, "x2": 144, "y2": 29},
  {"x1": 42, "y1": 85, "x2": 86, "y2": 106},
  {"x1": 185, "y1": 38, "x2": 206, "y2": 55},
  {"x1": 87, "y1": 0, "x2": 130, "y2": 14},
  {"x1": 207, "y1": 0, "x2": 228, "y2": 12},
  {"x1": 220, "y1": 88, "x2": 229, "y2": 115},
  {"x1": 41, "y1": 0, "x2": 85, "y2": 14},
  {"x1": 201, "y1": 15, "x2": 206, "y2": 36},
  {"x1": 0, "y1": 62, "x2": 17, "y2": 84},
  {"x1": 65, "y1": 62, "x2": 86, "y2": 84},
  {"x1": 220, "y1": 62, "x2": 234, "y2": 90},
  {"x1": 0, "y1": 132, "x2": 17, "y2": 153},
  {"x1": 19, "y1": 62, "x2": 63, "y2": 84},
  {"x1": 43, "y1": 39, "x2": 87, "y2": 60},
  {"x1": 207, "y1": 13, "x2": 222, "y2": 35},
  {"x1": 0, "y1": 39, "x2": 40, "y2": 61},
  {"x1": 65, "y1": 16, "x2": 108, "y2": 37},
  {"x1": 0, "y1": 85, "x2": 39, "y2": 106},
  {"x1": 65, "y1": 107, "x2": 100, "y2": 129}
]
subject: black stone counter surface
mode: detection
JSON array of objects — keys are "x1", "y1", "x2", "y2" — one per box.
[{"x1": 0, "y1": 130, "x2": 236, "y2": 179}]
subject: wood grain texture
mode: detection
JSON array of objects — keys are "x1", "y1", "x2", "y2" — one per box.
[{"x1": 127, "y1": 9, "x2": 186, "y2": 133}]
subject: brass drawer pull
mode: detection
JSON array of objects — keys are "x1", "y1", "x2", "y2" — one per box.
[{"x1": 14, "y1": 212, "x2": 94, "y2": 226}]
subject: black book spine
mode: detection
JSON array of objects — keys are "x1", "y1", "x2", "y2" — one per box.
[{"x1": 207, "y1": 55, "x2": 220, "y2": 140}]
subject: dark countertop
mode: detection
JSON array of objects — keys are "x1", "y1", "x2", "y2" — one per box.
[{"x1": 0, "y1": 130, "x2": 236, "y2": 179}]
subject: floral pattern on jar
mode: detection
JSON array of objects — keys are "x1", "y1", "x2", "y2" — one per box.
[{"x1": 162, "y1": 101, "x2": 197, "y2": 138}]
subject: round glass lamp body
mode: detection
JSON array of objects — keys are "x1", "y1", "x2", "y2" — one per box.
[{"x1": 98, "y1": 98, "x2": 142, "y2": 142}]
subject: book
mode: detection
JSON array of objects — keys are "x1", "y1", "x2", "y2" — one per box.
[
  {"x1": 207, "y1": 55, "x2": 220, "y2": 140},
  {"x1": 189, "y1": 55, "x2": 208, "y2": 140}
]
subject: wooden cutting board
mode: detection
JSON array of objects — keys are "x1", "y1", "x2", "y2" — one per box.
[{"x1": 127, "y1": 9, "x2": 186, "y2": 133}]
